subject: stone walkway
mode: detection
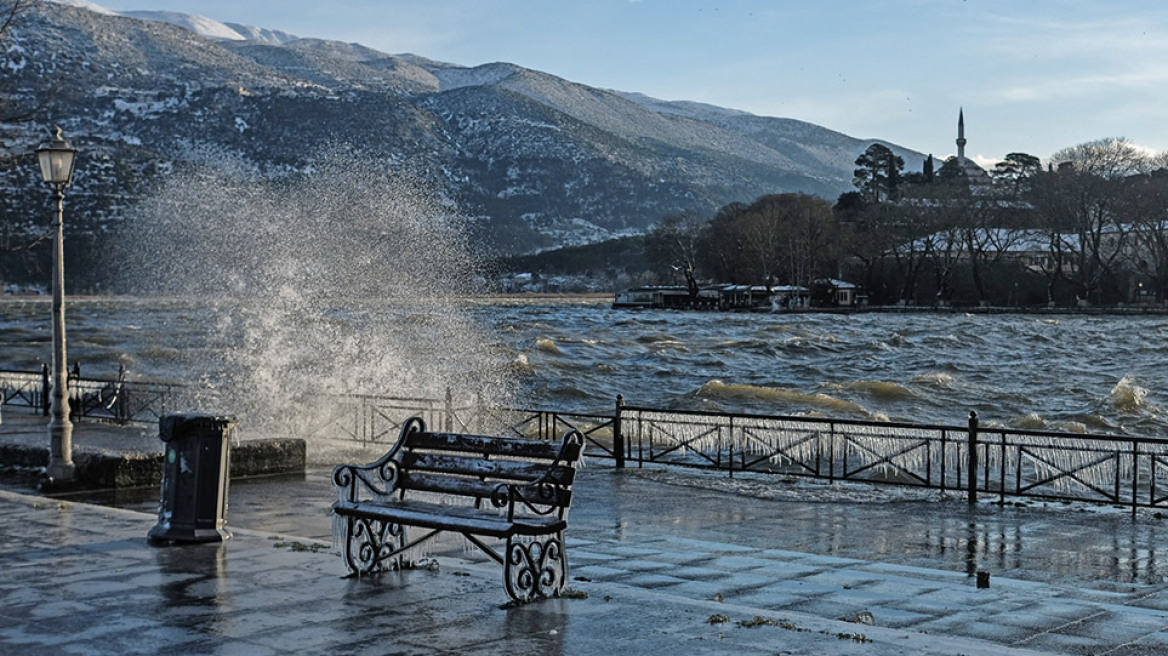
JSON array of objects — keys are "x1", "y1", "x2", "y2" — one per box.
[
  {"x1": 0, "y1": 487, "x2": 1040, "y2": 656},
  {"x1": 6, "y1": 415, "x2": 1168, "y2": 653}
]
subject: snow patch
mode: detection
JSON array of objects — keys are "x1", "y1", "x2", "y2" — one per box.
[
  {"x1": 48, "y1": 0, "x2": 118, "y2": 16},
  {"x1": 121, "y1": 11, "x2": 248, "y2": 41},
  {"x1": 48, "y1": 1, "x2": 299, "y2": 44}
]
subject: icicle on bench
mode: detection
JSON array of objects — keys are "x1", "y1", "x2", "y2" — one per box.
[{"x1": 331, "y1": 416, "x2": 584, "y2": 603}]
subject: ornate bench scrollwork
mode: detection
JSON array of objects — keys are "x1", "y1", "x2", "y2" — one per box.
[{"x1": 331, "y1": 416, "x2": 584, "y2": 603}]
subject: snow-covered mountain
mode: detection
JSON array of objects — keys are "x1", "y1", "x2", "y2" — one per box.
[
  {"x1": 50, "y1": 0, "x2": 299, "y2": 43},
  {"x1": 3, "y1": 2, "x2": 926, "y2": 261}
]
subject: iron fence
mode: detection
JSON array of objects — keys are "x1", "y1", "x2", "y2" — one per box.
[
  {"x1": 620, "y1": 405, "x2": 971, "y2": 486},
  {"x1": 619, "y1": 405, "x2": 1168, "y2": 515},
  {"x1": 1, "y1": 366, "x2": 195, "y2": 425},
  {"x1": 976, "y1": 422, "x2": 1168, "y2": 512},
  {"x1": 294, "y1": 392, "x2": 466, "y2": 446},
  {"x1": 467, "y1": 406, "x2": 616, "y2": 457},
  {"x1": 7, "y1": 366, "x2": 1168, "y2": 513},
  {"x1": 0, "y1": 369, "x2": 45, "y2": 411}
]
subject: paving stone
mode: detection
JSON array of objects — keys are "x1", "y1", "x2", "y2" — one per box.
[{"x1": 8, "y1": 455, "x2": 1168, "y2": 656}]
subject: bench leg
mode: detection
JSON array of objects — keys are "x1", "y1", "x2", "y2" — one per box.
[
  {"x1": 504, "y1": 531, "x2": 567, "y2": 603},
  {"x1": 341, "y1": 516, "x2": 408, "y2": 575}
]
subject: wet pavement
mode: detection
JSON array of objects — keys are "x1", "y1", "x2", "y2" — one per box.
[{"x1": 6, "y1": 418, "x2": 1168, "y2": 653}]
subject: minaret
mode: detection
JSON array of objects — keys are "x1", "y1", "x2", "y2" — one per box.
[{"x1": 956, "y1": 108, "x2": 967, "y2": 168}]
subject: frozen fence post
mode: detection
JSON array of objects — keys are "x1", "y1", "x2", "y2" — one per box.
[
  {"x1": 967, "y1": 411, "x2": 979, "y2": 504},
  {"x1": 614, "y1": 394, "x2": 625, "y2": 469},
  {"x1": 444, "y1": 387, "x2": 453, "y2": 432},
  {"x1": 41, "y1": 363, "x2": 49, "y2": 416}
]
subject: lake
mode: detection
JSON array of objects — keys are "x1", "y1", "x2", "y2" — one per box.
[{"x1": 3, "y1": 297, "x2": 1166, "y2": 437}]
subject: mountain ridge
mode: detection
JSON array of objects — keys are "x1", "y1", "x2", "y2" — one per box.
[{"x1": 3, "y1": 2, "x2": 929, "y2": 264}]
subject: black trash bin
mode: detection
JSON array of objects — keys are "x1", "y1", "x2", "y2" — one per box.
[{"x1": 148, "y1": 413, "x2": 235, "y2": 543}]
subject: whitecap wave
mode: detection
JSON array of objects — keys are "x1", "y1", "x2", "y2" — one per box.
[
  {"x1": 696, "y1": 380, "x2": 871, "y2": 417},
  {"x1": 827, "y1": 380, "x2": 915, "y2": 401},
  {"x1": 910, "y1": 372, "x2": 956, "y2": 387},
  {"x1": 535, "y1": 337, "x2": 562, "y2": 354},
  {"x1": 1110, "y1": 376, "x2": 1149, "y2": 413}
]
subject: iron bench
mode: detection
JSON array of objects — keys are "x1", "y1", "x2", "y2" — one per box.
[{"x1": 331, "y1": 416, "x2": 584, "y2": 603}]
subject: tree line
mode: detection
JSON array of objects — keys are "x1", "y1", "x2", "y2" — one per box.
[{"x1": 644, "y1": 138, "x2": 1168, "y2": 307}]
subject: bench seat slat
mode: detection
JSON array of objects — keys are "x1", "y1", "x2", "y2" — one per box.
[
  {"x1": 405, "y1": 431, "x2": 572, "y2": 460},
  {"x1": 334, "y1": 499, "x2": 566, "y2": 537},
  {"x1": 401, "y1": 453, "x2": 576, "y2": 485},
  {"x1": 399, "y1": 472, "x2": 573, "y2": 507}
]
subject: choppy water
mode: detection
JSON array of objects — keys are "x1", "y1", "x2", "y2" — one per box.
[{"x1": 4, "y1": 297, "x2": 1168, "y2": 437}]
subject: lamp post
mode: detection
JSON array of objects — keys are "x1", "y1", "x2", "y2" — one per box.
[{"x1": 36, "y1": 127, "x2": 78, "y2": 484}]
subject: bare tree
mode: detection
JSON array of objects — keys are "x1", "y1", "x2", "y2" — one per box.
[
  {"x1": 1, "y1": 0, "x2": 57, "y2": 272},
  {"x1": 1123, "y1": 171, "x2": 1168, "y2": 302},
  {"x1": 1029, "y1": 139, "x2": 1158, "y2": 305},
  {"x1": 644, "y1": 210, "x2": 707, "y2": 295},
  {"x1": 697, "y1": 194, "x2": 839, "y2": 289},
  {"x1": 0, "y1": 0, "x2": 42, "y2": 129}
]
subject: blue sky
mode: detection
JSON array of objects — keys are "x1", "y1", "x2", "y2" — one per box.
[{"x1": 92, "y1": 0, "x2": 1168, "y2": 166}]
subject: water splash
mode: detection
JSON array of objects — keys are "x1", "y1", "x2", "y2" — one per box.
[
  {"x1": 1111, "y1": 376, "x2": 1150, "y2": 414},
  {"x1": 113, "y1": 148, "x2": 513, "y2": 438},
  {"x1": 535, "y1": 337, "x2": 562, "y2": 354}
]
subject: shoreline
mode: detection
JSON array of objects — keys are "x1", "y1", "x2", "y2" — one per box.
[{"x1": 4, "y1": 292, "x2": 1168, "y2": 315}]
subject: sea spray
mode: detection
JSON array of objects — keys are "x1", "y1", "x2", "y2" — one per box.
[
  {"x1": 1111, "y1": 376, "x2": 1150, "y2": 414},
  {"x1": 112, "y1": 149, "x2": 514, "y2": 440}
]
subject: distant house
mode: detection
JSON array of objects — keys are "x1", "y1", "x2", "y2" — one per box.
[
  {"x1": 612, "y1": 286, "x2": 684, "y2": 309},
  {"x1": 612, "y1": 286, "x2": 718, "y2": 310},
  {"x1": 772, "y1": 285, "x2": 811, "y2": 309},
  {"x1": 719, "y1": 285, "x2": 772, "y2": 310},
  {"x1": 613, "y1": 284, "x2": 811, "y2": 311},
  {"x1": 815, "y1": 279, "x2": 859, "y2": 306}
]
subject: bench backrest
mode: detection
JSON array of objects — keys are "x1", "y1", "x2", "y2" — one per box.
[{"x1": 393, "y1": 419, "x2": 583, "y2": 511}]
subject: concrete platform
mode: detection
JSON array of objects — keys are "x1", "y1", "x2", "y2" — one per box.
[
  {"x1": 1, "y1": 487, "x2": 1048, "y2": 656},
  {"x1": 0, "y1": 410, "x2": 304, "y2": 488},
  {"x1": 5, "y1": 413, "x2": 1168, "y2": 653}
]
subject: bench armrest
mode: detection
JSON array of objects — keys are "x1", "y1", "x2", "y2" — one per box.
[
  {"x1": 490, "y1": 428, "x2": 583, "y2": 520},
  {"x1": 332, "y1": 417, "x2": 425, "y2": 503}
]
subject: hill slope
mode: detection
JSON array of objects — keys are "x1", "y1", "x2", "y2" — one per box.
[{"x1": 1, "y1": 3, "x2": 926, "y2": 269}]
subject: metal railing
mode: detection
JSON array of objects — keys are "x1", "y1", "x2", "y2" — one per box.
[
  {"x1": 0, "y1": 369, "x2": 45, "y2": 411},
  {"x1": 976, "y1": 421, "x2": 1168, "y2": 513},
  {"x1": 618, "y1": 405, "x2": 1168, "y2": 516},
  {"x1": 295, "y1": 392, "x2": 467, "y2": 446},
  {"x1": 1, "y1": 366, "x2": 193, "y2": 425},
  {"x1": 7, "y1": 366, "x2": 1168, "y2": 514},
  {"x1": 467, "y1": 406, "x2": 616, "y2": 457},
  {"x1": 620, "y1": 404, "x2": 971, "y2": 485}
]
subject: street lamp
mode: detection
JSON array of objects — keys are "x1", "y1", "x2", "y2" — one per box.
[{"x1": 36, "y1": 127, "x2": 78, "y2": 484}]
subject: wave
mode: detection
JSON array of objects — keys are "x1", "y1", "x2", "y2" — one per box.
[
  {"x1": 637, "y1": 333, "x2": 682, "y2": 344},
  {"x1": 535, "y1": 337, "x2": 562, "y2": 354},
  {"x1": 510, "y1": 353, "x2": 535, "y2": 374},
  {"x1": 1044, "y1": 413, "x2": 1116, "y2": 434},
  {"x1": 695, "y1": 380, "x2": 871, "y2": 417},
  {"x1": 910, "y1": 372, "x2": 956, "y2": 388},
  {"x1": 1011, "y1": 413, "x2": 1047, "y2": 430},
  {"x1": 139, "y1": 344, "x2": 186, "y2": 362},
  {"x1": 1110, "y1": 376, "x2": 1150, "y2": 414},
  {"x1": 826, "y1": 380, "x2": 915, "y2": 401},
  {"x1": 543, "y1": 385, "x2": 597, "y2": 400},
  {"x1": 713, "y1": 339, "x2": 773, "y2": 352}
]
